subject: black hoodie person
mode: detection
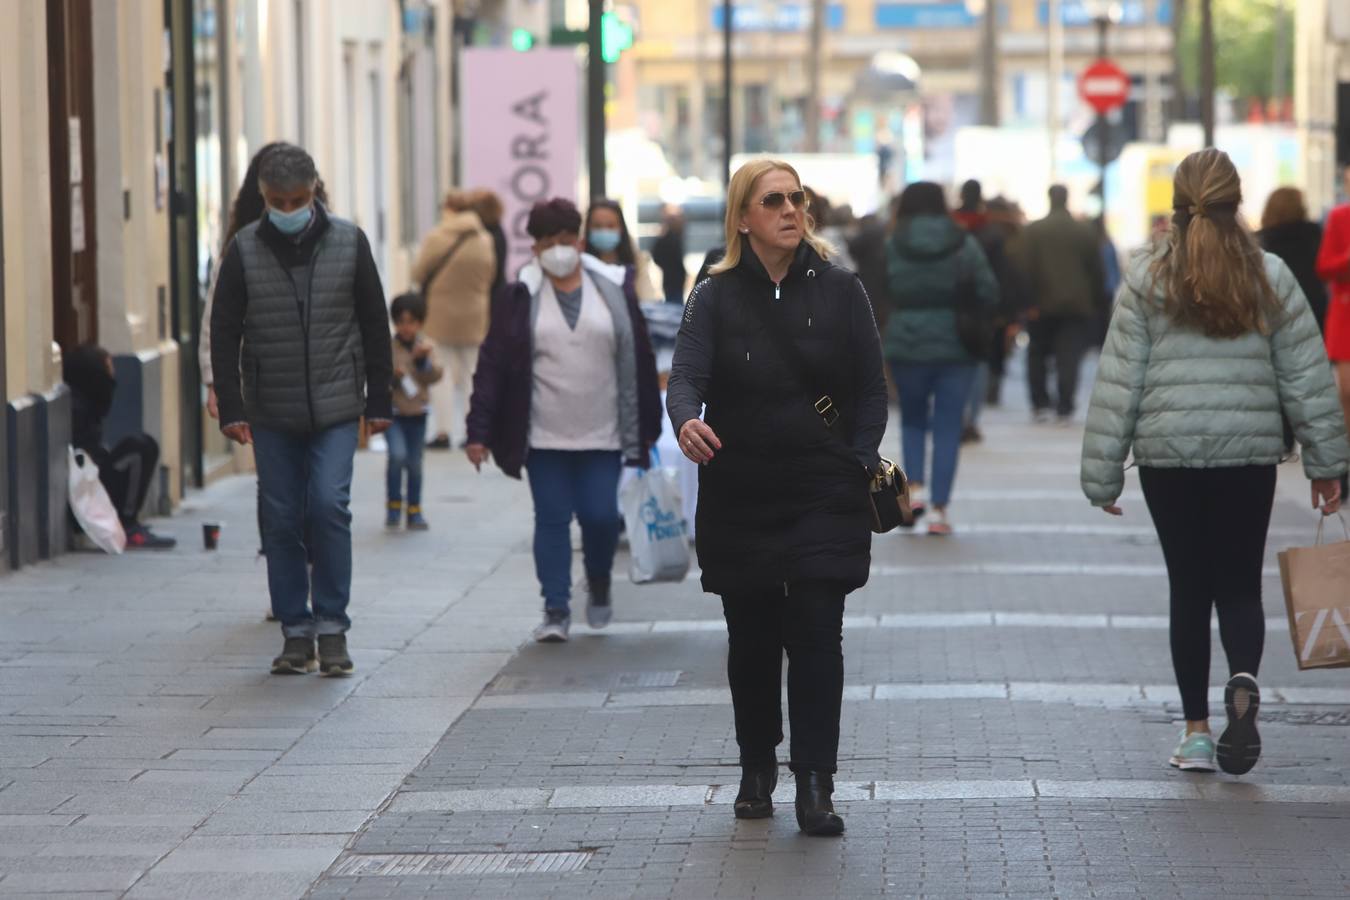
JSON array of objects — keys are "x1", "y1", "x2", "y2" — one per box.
[{"x1": 63, "y1": 345, "x2": 176, "y2": 549}]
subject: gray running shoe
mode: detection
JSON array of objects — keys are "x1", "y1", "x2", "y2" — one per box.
[
  {"x1": 317, "y1": 634, "x2": 355, "y2": 677},
  {"x1": 586, "y1": 576, "x2": 613, "y2": 629},
  {"x1": 1217, "y1": 673, "x2": 1261, "y2": 775},
  {"x1": 533, "y1": 609, "x2": 571, "y2": 643},
  {"x1": 271, "y1": 637, "x2": 317, "y2": 675}
]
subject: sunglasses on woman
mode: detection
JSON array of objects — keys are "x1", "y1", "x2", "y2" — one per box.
[{"x1": 758, "y1": 190, "x2": 809, "y2": 210}]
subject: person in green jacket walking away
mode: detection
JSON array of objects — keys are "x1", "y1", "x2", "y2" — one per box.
[
  {"x1": 885, "y1": 182, "x2": 999, "y2": 535},
  {"x1": 1082, "y1": 149, "x2": 1349, "y2": 776}
]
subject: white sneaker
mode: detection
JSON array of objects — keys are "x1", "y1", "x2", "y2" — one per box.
[
  {"x1": 533, "y1": 610, "x2": 571, "y2": 643},
  {"x1": 927, "y1": 508, "x2": 953, "y2": 536}
]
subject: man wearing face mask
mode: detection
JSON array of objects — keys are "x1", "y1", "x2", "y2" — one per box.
[
  {"x1": 211, "y1": 142, "x2": 393, "y2": 677},
  {"x1": 465, "y1": 198, "x2": 663, "y2": 642}
]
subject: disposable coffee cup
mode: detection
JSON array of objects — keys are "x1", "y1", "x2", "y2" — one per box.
[{"x1": 203, "y1": 522, "x2": 221, "y2": 550}]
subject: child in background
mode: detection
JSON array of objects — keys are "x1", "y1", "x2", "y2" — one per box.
[{"x1": 387, "y1": 293, "x2": 444, "y2": 530}]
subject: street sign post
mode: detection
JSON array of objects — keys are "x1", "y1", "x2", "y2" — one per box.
[
  {"x1": 1078, "y1": 56, "x2": 1128, "y2": 223},
  {"x1": 1078, "y1": 59, "x2": 1129, "y2": 115}
]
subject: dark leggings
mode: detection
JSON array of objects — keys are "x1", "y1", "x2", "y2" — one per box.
[
  {"x1": 721, "y1": 581, "x2": 846, "y2": 775},
  {"x1": 91, "y1": 434, "x2": 159, "y2": 528},
  {"x1": 1139, "y1": 466, "x2": 1275, "y2": 721}
]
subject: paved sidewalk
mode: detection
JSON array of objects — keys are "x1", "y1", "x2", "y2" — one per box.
[
  {"x1": 5, "y1": 373, "x2": 1350, "y2": 897},
  {"x1": 0, "y1": 444, "x2": 545, "y2": 898},
  {"x1": 310, "y1": 400, "x2": 1350, "y2": 898}
]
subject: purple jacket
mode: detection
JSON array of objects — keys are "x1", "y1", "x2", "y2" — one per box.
[{"x1": 466, "y1": 261, "x2": 663, "y2": 479}]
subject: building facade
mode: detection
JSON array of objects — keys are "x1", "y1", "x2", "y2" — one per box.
[
  {"x1": 2, "y1": 0, "x2": 176, "y2": 571},
  {"x1": 1296, "y1": 0, "x2": 1350, "y2": 217},
  {"x1": 1, "y1": 0, "x2": 460, "y2": 572},
  {"x1": 625, "y1": 0, "x2": 1172, "y2": 185}
]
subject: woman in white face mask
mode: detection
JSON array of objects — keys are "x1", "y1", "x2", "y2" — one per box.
[{"x1": 464, "y1": 197, "x2": 663, "y2": 644}]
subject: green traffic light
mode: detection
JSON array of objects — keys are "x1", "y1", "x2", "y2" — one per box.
[
  {"x1": 511, "y1": 28, "x2": 534, "y2": 52},
  {"x1": 600, "y1": 12, "x2": 633, "y2": 64}
]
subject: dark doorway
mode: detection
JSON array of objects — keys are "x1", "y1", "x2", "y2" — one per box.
[
  {"x1": 167, "y1": 0, "x2": 204, "y2": 489},
  {"x1": 0, "y1": 114, "x2": 8, "y2": 571},
  {"x1": 47, "y1": 0, "x2": 98, "y2": 353}
]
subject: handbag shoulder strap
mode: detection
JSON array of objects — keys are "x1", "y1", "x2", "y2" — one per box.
[
  {"x1": 421, "y1": 231, "x2": 474, "y2": 296},
  {"x1": 743, "y1": 289, "x2": 842, "y2": 431}
]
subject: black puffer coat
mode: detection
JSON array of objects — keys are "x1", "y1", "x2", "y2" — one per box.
[{"x1": 666, "y1": 242, "x2": 888, "y2": 595}]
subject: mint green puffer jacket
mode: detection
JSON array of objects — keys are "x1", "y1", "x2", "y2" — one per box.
[{"x1": 1081, "y1": 251, "x2": 1350, "y2": 507}]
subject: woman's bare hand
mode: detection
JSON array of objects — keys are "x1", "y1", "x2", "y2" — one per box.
[
  {"x1": 1312, "y1": 478, "x2": 1343, "y2": 516},
  {"x1": 678, "y1": 419, "x2": 722, "y2": 464}
]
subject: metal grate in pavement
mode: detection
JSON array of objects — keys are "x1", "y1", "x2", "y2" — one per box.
[
  {"x1": 490, "y1": 670, "x2": 682, "y2": 693},
  {"x1": 329, "y1": 851, "x2": 593, "y2": 878}
]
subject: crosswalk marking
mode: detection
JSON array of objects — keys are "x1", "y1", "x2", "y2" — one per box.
[{"x1": 386, "y1": 778, "x2": 1350, "y2": 814}]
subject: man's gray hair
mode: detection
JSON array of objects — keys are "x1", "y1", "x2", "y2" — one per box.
[{"x1": 258, "y1": 143, "x2": 318, "y2": 191}]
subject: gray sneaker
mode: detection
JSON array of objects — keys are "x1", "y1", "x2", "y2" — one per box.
[
  {"x1": 271, "y1": 637, "x2": 317, "y2": 675},
  {"x1": 585, "y1": 577, "x2": 613, "y2": 629},
  {"x1": 533, "y1": 609, "x2": 571, "y2": 643},
  {"x1": 317, "y1": 634, "x2": 355, "y2": 677}
]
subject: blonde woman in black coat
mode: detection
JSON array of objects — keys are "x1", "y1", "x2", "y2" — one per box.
[{"x1": 667, "y1": 159, "x2": 888, "y2": 836}]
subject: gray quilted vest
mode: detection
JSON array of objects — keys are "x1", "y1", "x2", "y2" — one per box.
[{"x1": 236, "y1": 217, "x2": 366, "y2": 432}]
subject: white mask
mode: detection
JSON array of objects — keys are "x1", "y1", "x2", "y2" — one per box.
[{"x1": 539, "y1": 244, "x2": 580, "y2": 279}]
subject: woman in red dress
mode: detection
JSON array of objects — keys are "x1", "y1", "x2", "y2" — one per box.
[{"x1": 1315, "y1": 167, "x2": 1350, "y2": 441}]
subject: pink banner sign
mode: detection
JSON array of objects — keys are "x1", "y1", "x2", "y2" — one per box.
[{"x1": 461, "y1": 48, "x2": 579, "y2": 279}]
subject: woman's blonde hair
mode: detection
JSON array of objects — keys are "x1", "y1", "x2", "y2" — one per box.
[
  {"x1": 1260, "y1": 187, "x2": 1308, "y2": 231},
  {"x1": 708, "y1": 158, "x2": 831, "y2": 276},
  {"x1": 1149, "y1": 148, "x2": 1280, "y2": 338}
]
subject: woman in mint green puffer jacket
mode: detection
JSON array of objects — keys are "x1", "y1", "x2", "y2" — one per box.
[{"x1": 1081, "y1": 150, "x2": 1349, "y2": 780}]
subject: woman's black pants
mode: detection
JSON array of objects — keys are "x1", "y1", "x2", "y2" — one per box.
[
  {"x1": 1139, "y1": 465, "x2": 1275, "y2": 721},
  {"x1": 721, "y1": 580, "x2": 846, "y2": 775}
]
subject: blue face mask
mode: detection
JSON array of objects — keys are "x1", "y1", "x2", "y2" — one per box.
[
  {"x1": 589, "y1": 228, "x2": 622, "y2": 254},
  {"x1": 269, "y1": 204, "x2": 313, "y2": 236}
]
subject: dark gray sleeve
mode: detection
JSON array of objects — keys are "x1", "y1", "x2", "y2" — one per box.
[
  {"x1": 209, "y1": 241, "x2": 248, "y2": 428},
  {"x1": 848, "y1": 276, "x2": 887, "y2": 474},
  {"x1": 666, "y1": 278, "x2": 717, "y2": 431},
  {"x1": 353, "y1": 230, "x2": 394, "y2": 420}
]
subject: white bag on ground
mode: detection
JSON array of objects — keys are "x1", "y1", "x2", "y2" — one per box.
[
  {"x1": 67, "y1": 446, "x2": 126, "y2": 555},
  {"x1": 621, "y1": 454, "x2": 690, "y2": 584}
]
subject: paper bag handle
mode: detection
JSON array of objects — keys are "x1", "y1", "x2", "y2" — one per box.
[{"x1": 1314, "y1": 512, "x2": 1350, "y2": 546}]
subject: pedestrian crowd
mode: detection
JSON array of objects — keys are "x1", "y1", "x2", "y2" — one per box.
[{"x1": 56, "y1": 141, "x2": 1350, "y2": 838}]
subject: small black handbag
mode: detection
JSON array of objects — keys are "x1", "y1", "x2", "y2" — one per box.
[{"x1": 747, "y1": 294, "x2": 915, "y2": 534}]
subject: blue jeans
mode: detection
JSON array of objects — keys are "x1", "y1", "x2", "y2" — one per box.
[
  {"x1": 891, "y1": 363, "x2": 977, "y2": 509},
  {"x1": 965, "y1": 362, "x2": 989, "y2": 429},
  {"x1": 385, "y1": 415, "x2": 427, "y2": 507},
  {"x1": 253, "y1": 421, "x2": 360, "y2": 638},
  {"x1": 525, "y1": 449, "x2": 622, "y2": 613}
]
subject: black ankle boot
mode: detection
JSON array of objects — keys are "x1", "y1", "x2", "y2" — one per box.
[
  {"x1": 794, "y1": 772, "x2": 845, "y2": 836},
  {"x1": 733, "y1": 760, "x2": 778, "y2": 819}
]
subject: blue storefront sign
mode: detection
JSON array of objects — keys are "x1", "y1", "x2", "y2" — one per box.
[
  {"x1": 874, "y1": 2, "x2": 979, "y2": 29},
  {"x1": 711, "y1": 3, "x2": 845, "y2": 31},
  {"x1": 1036, "y1": 0, "x2": 1172, "y2": 26}
]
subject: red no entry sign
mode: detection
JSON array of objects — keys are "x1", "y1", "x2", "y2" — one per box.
[{"x1": 1078, "y1": 59, "x2": 1130, "y2": 115}]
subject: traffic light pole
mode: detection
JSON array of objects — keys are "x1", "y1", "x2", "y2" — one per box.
[
  {"x1": 587, "y1": 0, "x2": 606, "y2": 199},
  {"x1": 722, "y1": 0, "x2": 733, "y2": 188},
  {"x1": 1095, "y1": 16, "x2": 1109, "y2": 217}
]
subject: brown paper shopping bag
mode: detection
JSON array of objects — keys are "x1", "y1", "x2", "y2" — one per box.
[{"x1": 1278, "y1": 516, "x2": 1350, "y2": 671}]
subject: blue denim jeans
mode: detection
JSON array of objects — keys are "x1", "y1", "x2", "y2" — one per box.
[
  {"x1": 385, "y1": 415, "x2": 427, "y2": 507},
  {"x1": 891, "y1": 362, "x2": 977, "y2": 509},
  {"x1": 525, "y1": 449, "x2": 622, "y2": 613},
  {"x1": 253, "y1": 421, "x2": 360, "y2": 638}
]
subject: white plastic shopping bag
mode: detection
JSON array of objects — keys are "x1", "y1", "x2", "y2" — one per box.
[
  {"x1": 621, "y1": 452, "x2": 690, "y2": 584},
  {"x1": 67, "y1": 446, "x2": 126, "y2": 555}
]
